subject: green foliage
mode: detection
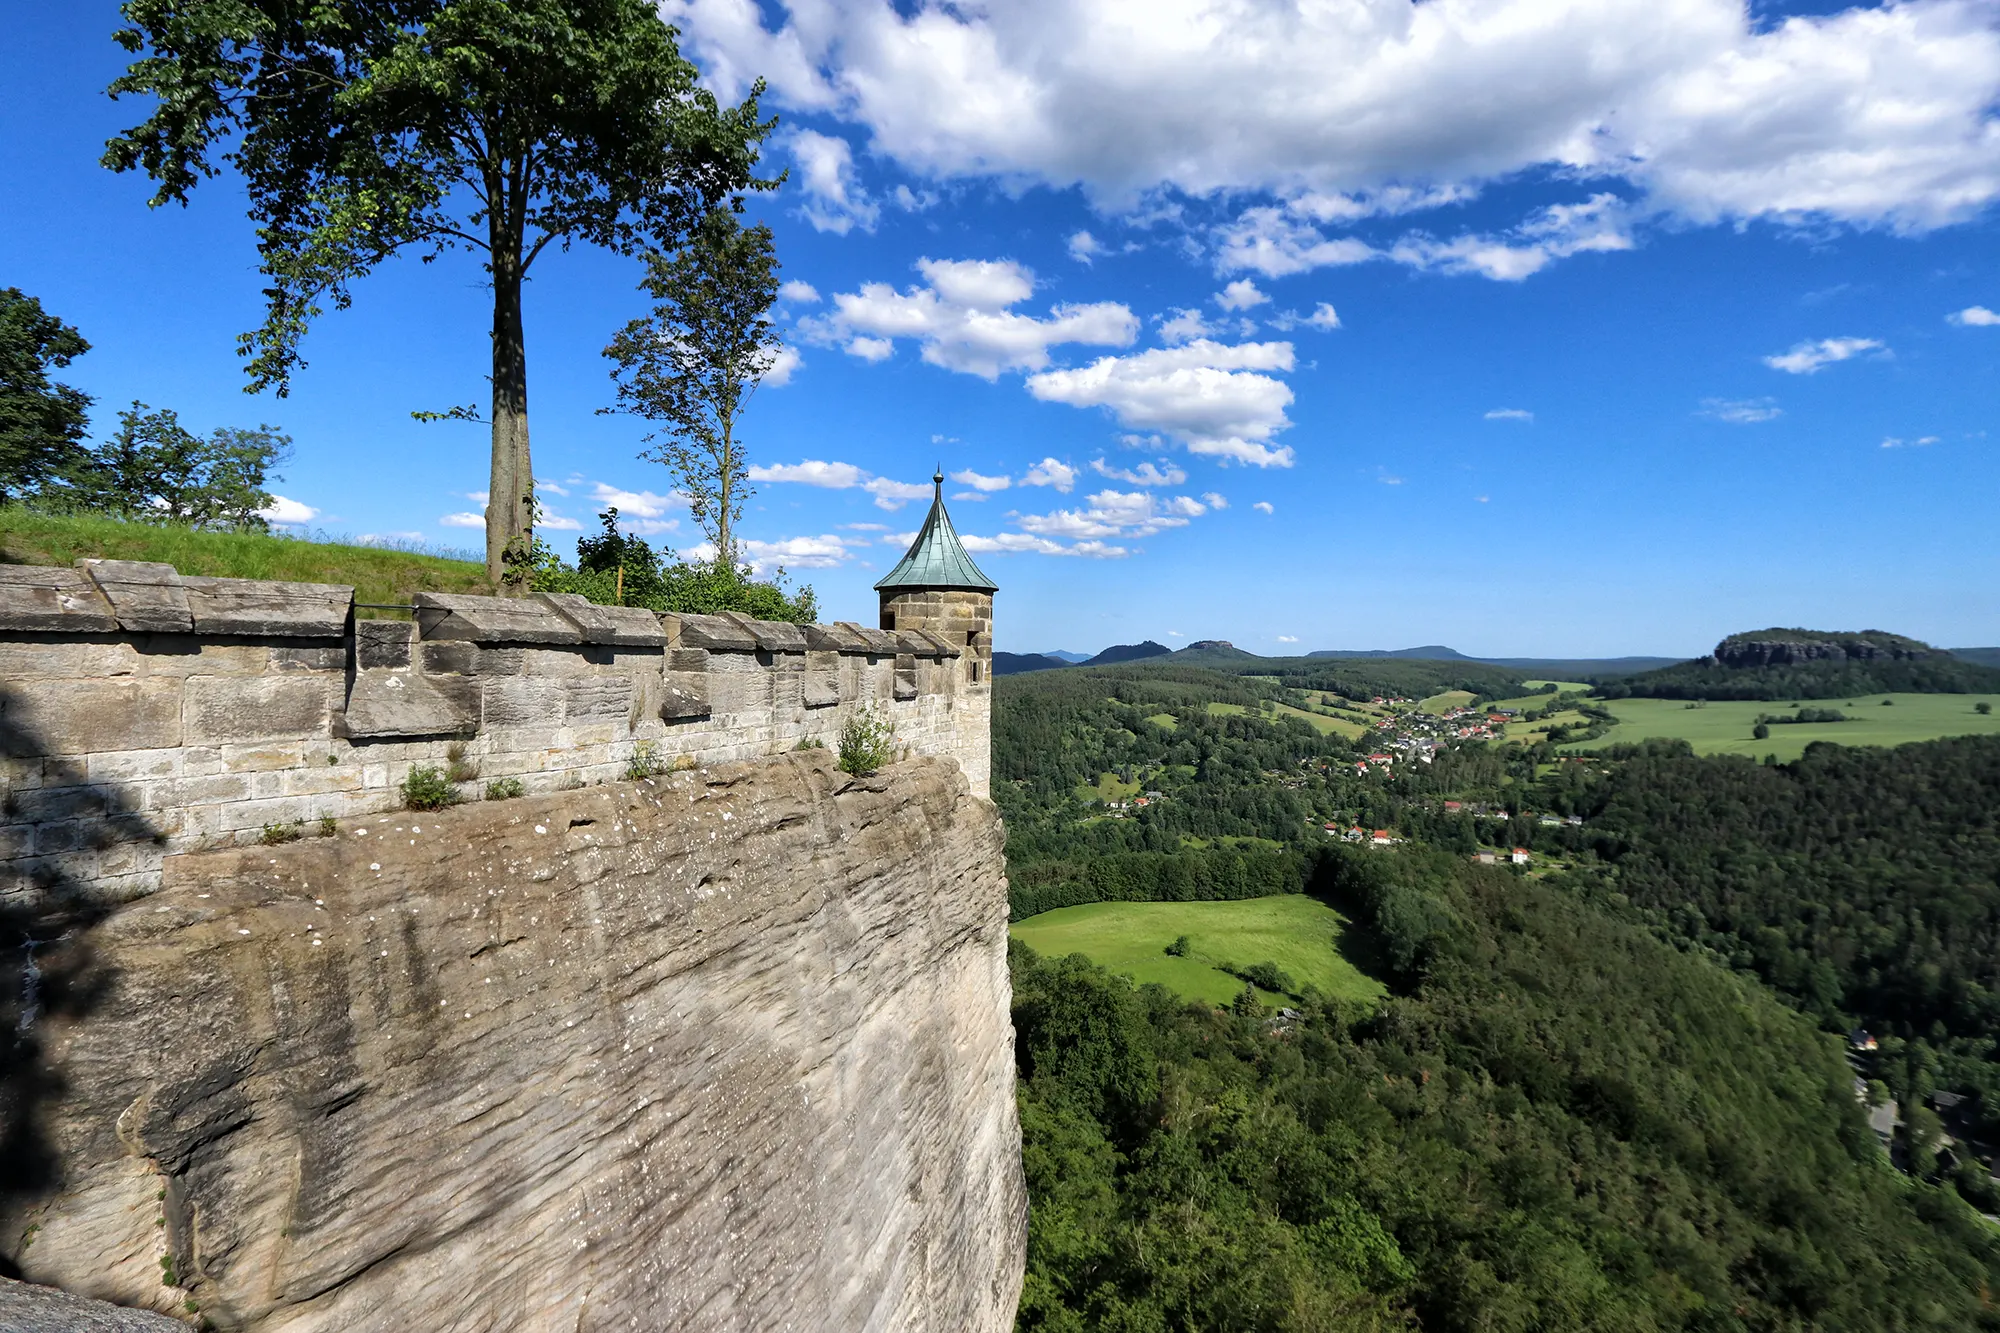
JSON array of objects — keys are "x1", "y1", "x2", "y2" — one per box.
[
  {"x1": 838, "y1": 707, "x2": 897, "y2": 776},
  {"x1": 484, "y1": 777, "x2": 524, "y2": 801},
  {"x1": 1979, "y1": 702, "x2": 1993, "y2": 716},
  {"x1": 1164, "y1": 934, "x2": 1190, "y2": 957},
  {"x1": 400, "y1": 764, "x2": 458, "y2": 811},
  {"x1": 606, "y1": 210, "x2": 782, "y2": 563},
  {"x1": 1011, "y1": 857, "x2": 2000, "y2": 1331},
  {"x1": 528, "y1": 508, "x2": 816, "y2": 622},
  {"x1": 317, "y1": 815, "x2": 337, "y2": 836},
  {"x1": 0, "y1": 287, "x2": 93, "y2": 499},
  {"x1": 1599, "y1": 634, "x2": 2000, "y2": 700},
  {"x1": 45, "y1": 403, "x2": 288, "y2": 531},
  {"x1": 626, "y1": 741, "x2": 664, "y2": 781},
  {"x1": 1752, "y1": 721, "x2": 1770, "y2": 740},
  {"x1": 258, "y1": 820, "x2": 302, "y2": 845},
  {"x1": 1235, "y1": 960, "x2": 1296, "y2": 995}
]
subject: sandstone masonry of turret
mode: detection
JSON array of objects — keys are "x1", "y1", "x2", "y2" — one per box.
[{"x1": 0, "y1": 559, "x2": 993, "y2": 920}]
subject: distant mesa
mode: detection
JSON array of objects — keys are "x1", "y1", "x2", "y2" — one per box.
[
  {"x1": 1602, "y1": 628, "x2": 2000, "y2": 701},
  {"x1": 1083, "y1": 640, "x2": 1174, "y2": 666},
  {"x1": 1711, "y1": 628, "x2": 1937, "y2": 668}
]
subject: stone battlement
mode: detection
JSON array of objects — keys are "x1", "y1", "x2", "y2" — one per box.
[{"x1": 0, "y1": 560, "x2": 991, "y2": 915}]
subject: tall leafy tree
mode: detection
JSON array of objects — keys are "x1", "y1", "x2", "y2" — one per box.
[
  {"x1": 0, "y1": 288, "x2": 93, "y2": 500},
  {"x1": 103, "y1": 0, "x2": 776, "y2": 584},
  {"x1": 62, "y1": 403, "x2": 290, "y2": 531},
  {"x1": 605, "y1": 211, "x2": 782, "y2": 566}
]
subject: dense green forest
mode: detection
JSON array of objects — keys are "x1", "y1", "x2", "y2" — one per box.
[
  {"x1": 1000, "y1": 660, "x2": 2000, "y2": 1328},
  {"x1": 1013, "y1": 847, "x2": 2000, "y2": 1330},
  {"x1": 1597, "y1": 649, "x2": 2000, "y2": 701}
]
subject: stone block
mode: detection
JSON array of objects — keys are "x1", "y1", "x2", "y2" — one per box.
[
  {"x1": 414, "y1": 592, "x2": 581, "y2": 645},
  {"x1": 805, "y1": 622, "x2": 871, "y2": 654},
  {"x1": 894, "y1": 654, "x2": 920, "y2": 702},
  {"x1": 565, "y1": 677, "x2": 634, "y2": 725},
  {"x1": 77, "y1": 559, "x2": 193, "y2": 634},
  {"x1": 182, "y1": 575, "x2": 351, "y2": 638},
  {"x1": 186, "y1": 675, "x2": 336, "y2": 745},
  {"x1": 356, "y1": 620, "x2": 414, "y2": 670},
  {"x1": 0, "y1": 639, "x2": 138, "y2": 679},
  {"x1": 842, "y1": 623, "x2": 901, "y2": 657},
  {"x1": 271, "y1": 645, "x2": 346, "y2": 673},
  {"x1": 518, "y1": 647, "x2": 593, "y2": 677},
  {"x1": 0, "y1": 677, "x2": 182, "y2": 756},
  {"x1": 535, "y1": 592, "x2": 668, "y2": 646},
  {"x1": 481, "y1": 678, "x2": 564, "y2": 728},
  {"x1": 419, "y1": 641, "x2": 479, "y2": 675},
  {"x1": 475, "y1": 646, "x2": 525, "y2": 676},
  {"x1": 660, "y1": 672, "x2": 711, "y2": 721},
  {"x1": 84, "y1": 749, "x2": 183, "y2": 783},
  {"x1": 672, "y1": 613, "x2": 757, "y2": 652},
  {"x1": 722, "y1": 612, "x2": 807, "y2": 653},
  {"x1": 341, "y1": 670, "x2": 479, "y2": 739},
  {"x1": 667, "y1": 647, "x2": 710, "y2": 674},
  {"x1": 0, "y1": 565, "x2": 119, "y2": 633},
  {"x1": 804, "y1": 651, "x2": 841, "y2": 709}
]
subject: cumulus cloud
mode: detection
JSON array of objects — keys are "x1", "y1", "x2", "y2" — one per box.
[
  {"x1": 1949, "y1": 305, "x2": 2000, "y2": 326},
  {"x1": 747, "y1": 458, "x2": 933, "y2": 509},
  {"x1": 1700, "y1": 397, "x2": 1784, "y2": 423},
  {"x1": 1221, "y1": 193, "x2": 1634, "y2": 281},
  {"x1": 960, "y1": 531, "x2": 1131, "y2": 558},
  {"x1": 951, "y1": 468, "x2": 1012, "y2": 491},
  {"x1": 1158, "y1": 308, "x2": 1211, "y2": 344},
  {"x1": 1485, "y1": 408, "x2": 1534, "y2": 422},
  {"x1": 1015, "y1": 487, "x2": 1207, "y2": 540},
  {"x1": 1764, "y1": 336, "x2": 1885, "y2": 374},
  {"x1": 1277, "y1": 635, "x2": 1299, "y2": 643},
  {"x1": 439, "y1": 512, "x2": 485, "y2": 528},
  {"x1": 1268, "y1": 303, "x2": 1341, "y2": 332},
  {"x1": 1214, "y1": 279, "x2": 1269, "y2": 311},
  {"x1": 669, "y1": 0, "x2": 2000, "y2": 243},
  {"x1": 765, "y1": 344, "x2": 803, "y2": 386},
  {"x1": 254, "y1": 495, "x2": 318, "y2": 525},
  {"x1": 802, "y1": 257, "x2": 1137, "y2": 378},
  {"x1": 1881, "y1": 434, "x2": 1941, "y2": 448},
  {"x1": 1253, "y1": 501, "x2": 1274, "y2": 514},
  {"x1": 538, "y1": 513, "x2": 583, "y2": 531},
  {"x1": 1091, "y1": 458, "x2": 1188, "y2": 487},
  {"x1": 1069, "y1": 230, "x2": 1104, "y2": 263},
  {"x1": 787, "y1": 128, "x2": 879, "y2": 234},
  {"x1": 1021, "y1": 458, "x2": 1077, "y2": 492},
  {"x1": 1026, "y1": 339, "x2": 1298, "y2": 467},
  {"x1": 779, "y1": 280, "x2": 822, "y2": 304},
  {"x1": 1201, "y1": 491, "x2": 1227, "y2": 509}
]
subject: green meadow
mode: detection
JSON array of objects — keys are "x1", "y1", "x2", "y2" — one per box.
[
  {"x1": 1008, "y1": 894, "x2": 1387, "y2": 1008},
  {"x1": 1576, "y1": 693, "x2": 2000, "y2": 761},
  {"x1": 1418, "y1": 689, "x2": 1477, "y2": 714}
]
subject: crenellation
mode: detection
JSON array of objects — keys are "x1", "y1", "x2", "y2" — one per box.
[{"x1": 0, "y1": 559, "x2": 991, "y2": 916}]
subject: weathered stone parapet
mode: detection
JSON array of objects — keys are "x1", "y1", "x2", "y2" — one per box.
[{"x1": 0, "y1": 561, "x2": 991, "y2": 917}]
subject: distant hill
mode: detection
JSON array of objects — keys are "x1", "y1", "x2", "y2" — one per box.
[
  {"x1": 1309, "y1": 644, "x2": 1678, "y2": 677},
  {"x1": 1082, "y1": 640, "x2": 1173, "y2": 667},
  {"x1": 1600, "y1": 629, "x2": 2000, "y2": 700},
  {"x1": 1170, "y1": 639, "x2": 1264, "y2": 664},
  {"x1": 1951, "y1": 647, "x2": 2000, "y2": 668},
  {"x1": 993, "y1": 651, "x2": 1072, "y2": 676},
  {"x1": 1040, "y1": 650, "x2": 1092, "y2": 663}
]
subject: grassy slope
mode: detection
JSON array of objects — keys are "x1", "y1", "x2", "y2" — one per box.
[
  {"x1": 1008, "y1": 894, "x2": 1387, "y2": 1007},
  {"x1": 0, "y1": 511, "x2": 493, "y2": 609},
  {"x1": 1417, "y1": 688, "x2": 1475, "y2": 714},
  {"x1": 1578, "y1": 692, "x2": 2000, "y2": 760}
]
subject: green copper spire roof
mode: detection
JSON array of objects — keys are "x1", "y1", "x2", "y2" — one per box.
[{"x1": 874, "y1": 472, "x2": 999, "y2": 593}]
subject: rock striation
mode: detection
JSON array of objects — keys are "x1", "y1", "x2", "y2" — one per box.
[{"x1": 0, "y1": 750, "x2": 1024, "y2": 1332}]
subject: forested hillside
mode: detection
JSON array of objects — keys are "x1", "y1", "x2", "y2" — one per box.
[
  {"x1": 1014, "y1": 848, "x2": 2000, "y2": 1330},
  {"x1": 1598, "y1": 629, "x2": 2000, "y2": 700}
]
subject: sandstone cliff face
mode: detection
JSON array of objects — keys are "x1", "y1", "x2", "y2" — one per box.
[{"x1": 1, "y1": 751, "x2": 1024, "y2": 1332}]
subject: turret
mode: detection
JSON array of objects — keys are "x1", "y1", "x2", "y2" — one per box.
[{"x1": 876, "y1": 472, "x2": 997, "y2": 795}]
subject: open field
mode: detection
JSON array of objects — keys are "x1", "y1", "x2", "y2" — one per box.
[
  {"x1": 0, "y1": 510, "x2": 492, "y2": 609},
  {"x1": 1076, "y1": 770, "x2": 1143, "y2": 804},
  {"x1": 1273, "y1": 701, "x2": 1367, "y2": 737},
  {"x1": 1144, "y1": 713, "x2": 1179, "y2": 729},
  {"x1": 1523, "y1": 680, "x2": 1589, "y2": 691},
  {"x1": 1575, "y1": 694, "x2": 2000, "y2": 761},
  {"x1": 1419, "y1": 689, "x2": 1476, "y2": 714},
  {"x1": 1008, "y1": 894, "x2": 1387, "y2": 1008}
]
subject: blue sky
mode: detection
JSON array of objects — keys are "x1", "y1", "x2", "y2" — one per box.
[{"x1": 4, "y1": 0, "x2": 1998, "y2": 656}]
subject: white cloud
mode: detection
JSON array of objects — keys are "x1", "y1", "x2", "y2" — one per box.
[
  {"x1": 1484, "y1": 408, "x2": 1534, "y2": 422},
  {"x1": 1214, "y1": 279, "x2": 1269, "y2": 311},
  {"x1": 589, "y1": 483, "x2": 689, "y2": 520},
  {"x1": 1253, "y1": 501, "x2": 1274, "y2": 514},
  {"x1": 1764, "y1": 336, "x2": 1885, "y2": 374},
  {"x1": 539, "y1": 513, "x2": 584, "y2": 531},
  {"x1": 1948, "y1": 305, "x2": 2000, "y2": 326},
  {"x1": 842, "y1": 521, "x2": 890, "y2": 531},
  {"x1": 1068, "y1": 230, "x2": 1104, "y2": 263},
  {"x1": 951, "y1": 468, "x2": 1012, "y2": 492},
  {"x1": 1014, "y1": 487, "x2": 1203, "y2": 540},
  {"x1": 1091, "y1": 458, "x2": 1188, "y2": 487},
  {"x1": 357, "y1": 531, "x2": 425, "y2": 544},
  {"x1": 891, "y1": 183, "x2": 938, "y2": 211},
  {"x1": 465, "y1": 490, "x2": 489, "y2": 505},
  {"x1": 741, "y1": 534, "x2": 860, "y2": 570},
  {"x1": 1021, "y1": 458, "x2": 1077, "y2": 492},
  {"x1": 255, "y1": 495, "x2": 318, "y2": 525},
  {"x1": 1158, "y1": 308, "x2": 1211, "y2": 344},
  {"x1": 778, "y1": 280, "x2": 822, "y2": 304},
  {"x1": 1269, "y1": 303, "x2": 1341, "y2": 332},
  {"x1": 765, "y1": 344, "x2": 803, "y2": 386},
  {"x1": 1201, "y1": 491, "x2": 1227, "y2": 509},
  {"x1": 533, "y1": 478, "x2": 569, "y2": 497},
  {"x1": 1026, "y1": 338, "x2": 1298, "y2": 467},
  {"x1": 1881, "y1": 435, "x2": 1941, "y2": 448},
  {"x1": 671, "y1": 0, "x2": 2000, "y2": 244},
  {"x1": 1700, "y1": 397, "x2": 1783, "y2": 423},
  {"x1": 803, "y1": 256, "x2": 1137, "y2": 378},
  {"x1": 951, "y1": 491, "x2": 988, "y2": 502},
  {"x1": 439, "y1": 512, "x2": 485, "y2": 528},
  {"x1": 747, "y1": 458, "x2": 933, "y2": 509},
  {"x1": 1277, "y1": 635, "x2": 1298, "y2": 643},
  {"x1": 787, "y1": 128, "x2": 878, "y2": 234},
  {"x1": 1377, "y1": 474, "x2": 1403, "y2": 485}
]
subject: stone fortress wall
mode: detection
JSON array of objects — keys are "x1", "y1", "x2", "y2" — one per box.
[{"x1": 0, "y1": 558, "x2": 992, "y2": 914}]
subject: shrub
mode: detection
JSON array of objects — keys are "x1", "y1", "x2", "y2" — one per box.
[
  {"x1": 1164, "y1": 934, "x2": 1191, "y2": 958},
  {"x1": 1238, "y1": 960, "x2": 1297, "y2": 995},
  {"x1": 259, "y1": 820, "x2": 302, "y2": 845},
  {"x1": 444, "y1": 739, "x2": 478, "y2": 784},
  {"x1": 1753, "y1": 722, "x2": 1770, "y2": 740},
  {"x1": 401, "y1": 764, "x2": 458, "y2": 811},
  {"x1": 485, "y1": 777, "x2": 525, "y2": 801},
  {"x1": 317, "y1": 816, "x2": 337, "y2": 837},
  {"x1": 1978, "y1": 702, "x2": 1992, "y2": 716},
  {"x1": 838, "y1": 707, "x2": 897, "y2": 776},
  {"x1": 795, "y1": 736, "x2": 827, "y2": 751},
  {"x1": 626, "y1": 741, "x2": 664, "y2": 780}
]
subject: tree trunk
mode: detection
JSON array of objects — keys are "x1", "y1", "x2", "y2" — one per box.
[{"x1": 487, "y1": 223, "x2": 532, "y2": 590}]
